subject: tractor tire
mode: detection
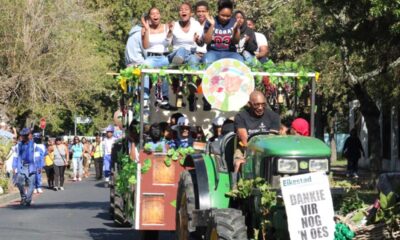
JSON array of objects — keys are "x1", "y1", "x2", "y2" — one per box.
[
  {"x1": 113, "y1": 191, "x2": 132, "y2": 227},
  {"x1": 205, "y1": 209, "x2": 248, "y2": 240},
  {"x1": 176, "y1": 170, "x2": 199, "y2": 240}
]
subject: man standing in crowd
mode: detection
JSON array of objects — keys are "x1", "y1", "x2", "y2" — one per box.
[
  {"x1": 234, "y1": 91, "x2": 280, "y2": 172},
  {"x1": 246, "y1": 19, "x2": 269, "y2": 63},
  {"x1": 12, "y1": 128, "x2": 41, "y2": 206}
]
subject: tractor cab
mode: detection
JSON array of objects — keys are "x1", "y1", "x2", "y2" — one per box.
[{"x1": 242, "y1": 134, "x2": 331, "y2": 188}]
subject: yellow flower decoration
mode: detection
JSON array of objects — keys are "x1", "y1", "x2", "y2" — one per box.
[
  {"x1": 119, "y1": 77, "x2": 127, "y2": 93},
  {"x1": 132, "y1": 68, "x2": 141, "y2": 77},
  {"x1": 315, "y1": 72, "x2": 320, "y2": 83}
]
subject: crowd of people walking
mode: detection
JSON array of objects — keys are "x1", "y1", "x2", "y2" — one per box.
[{"x1": 1, "y1": 123, "x2": 113, "y2": 206}]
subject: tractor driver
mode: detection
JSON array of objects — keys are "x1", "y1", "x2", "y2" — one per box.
[{"x1": 233, "y1": 90, "x2": 280, "y2": 172}]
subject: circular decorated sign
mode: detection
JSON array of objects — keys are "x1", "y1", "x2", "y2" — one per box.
[{"x1": 202, "y1": 59, "x2": 254, "y2": 112}]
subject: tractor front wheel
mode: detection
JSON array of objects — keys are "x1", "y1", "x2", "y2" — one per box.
[
  {"x1": 206, "y1": 209, "x2": 247, "y2": 240},
  {"x1": 176, "y1": 170, "x2": 198, "y2": 239}
]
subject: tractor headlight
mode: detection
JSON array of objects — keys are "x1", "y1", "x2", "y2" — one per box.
[
  {"x1": 277, "y1": 159, "x2": 298, "y2": 173},
  {"x1": 309, "y1": 159, "x2": 329, "y2": 172}
]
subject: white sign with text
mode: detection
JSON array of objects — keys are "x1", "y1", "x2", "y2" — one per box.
[{"x1": 280, "y1": 172, "x2": 335, "y2": 240}]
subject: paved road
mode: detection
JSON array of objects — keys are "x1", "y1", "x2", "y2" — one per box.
[{"x1": 0, "y1": 174, "x2": 174, "y2": 240}]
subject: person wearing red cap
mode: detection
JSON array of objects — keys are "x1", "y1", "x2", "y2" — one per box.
[{"x1": 290, "y1": 118, "x2": 310, "y2": 136}]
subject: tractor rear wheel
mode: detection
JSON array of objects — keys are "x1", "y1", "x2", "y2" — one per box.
[
  {"x1": 176, "y1": 170, "x2": 199, "y2": 240},
  {"x1": 206, "y1": 209, "x2": 247, "y2": 240}
]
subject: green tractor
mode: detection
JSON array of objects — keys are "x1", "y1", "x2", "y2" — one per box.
[{"x1": 176, "y1": 133, "x2": 331, "y2": 239}]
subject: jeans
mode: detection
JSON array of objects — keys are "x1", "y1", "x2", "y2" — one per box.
[
  {"x1": 72, "y1": 157, "x2": 83, "y2": 178},
  {"x1": 168, "y1": 47, "x2": 201, "y2": 69},
  {"x1": 103, "y1": 154, "x2": 112, "y2": 178},
  {"x1": 143, "y1": 56, "x2": 170, "y2": 99},
  {"x1": 35, "y1": 170, "x2": 42, "y2": 189},
  {"x1": 16, "y1": 167, "x2": 36, "y2": 203},
  {"x1": 94, "y1": 157, "x2": 103, "y2": 180},
  {"x1": 203, "y1": 50, "x2": 244, "y2": 66},
  {"x1": 54, "y1": 165, "x2": 66, "y2": 187},
  {"x1": 242, "y1": 50, "x2": 257, "y2": 66}
]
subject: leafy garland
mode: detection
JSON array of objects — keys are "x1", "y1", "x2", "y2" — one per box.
[
  {"x1": 116, "y1": 60, "x2": 316, "y2": 95},
  {"x1": 115, "y1": 151, "x2": 137, "y2": 195},
  {"x1": 165, "y1": 147, "x2": 195, "y2": 167}
]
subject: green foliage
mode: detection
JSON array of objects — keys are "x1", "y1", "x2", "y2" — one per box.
[
  {"x1": 226, "y1": 177, "x2": 276, "y2": 210},
  {"x1": 141, "y1": 158, "x2": 152, "y2": 174},
  {"x1": 339, "y1": 190, "x2": 365, "y2": 215},
  {"x1": 115, "y1": 152, "x2": 137, "y2": 195},
  {"x1": 0, "y1": 137, "x2": 12, "y2": 164},
  {"x1": 165, "y1": 147, "x2": 195, "y2": 167},
  {"x1": 368, "y1": 192, "x2": 400, "y2": 226},
  {"x1": 0, "y1": 175, "x2": 10, "y2": 194}
]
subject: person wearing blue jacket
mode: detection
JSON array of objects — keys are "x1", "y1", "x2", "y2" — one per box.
[
  {"x1": 12, "y1": 128, "x2": 42, "y2": 206},
  {"x1": 125, "y1": 24, "x2": 146, "y2": 67}
]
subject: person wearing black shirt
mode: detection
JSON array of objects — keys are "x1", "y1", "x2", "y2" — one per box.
[
  {"x1": 233, "y1": 91, "x2": 280, "y2": 172},
  {"x1": 343, "y1": 128, "x2": 365, "y2": 178}
]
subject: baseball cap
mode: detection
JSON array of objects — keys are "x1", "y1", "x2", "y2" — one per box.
[
  {"x1": 33, "y1": 132, "x2": 42, "y2": 139},
  {"x1": 212, "y1": 116, "x2": 226, "y2": 127},
  {"x1": 291, "y1": 118, "x2": 310, "y2": 136},
  {"x1": 172, "y1": 116, "x2": 190, "y2": 130},
  {"x1": 19, "y1": 128, "x2": 31, "y2": 136},
  {"x1": 106, "y1": 124, "x2": 114, "y2": 132}
]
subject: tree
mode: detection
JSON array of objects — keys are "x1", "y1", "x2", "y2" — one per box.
[
  {"x1": 311, "y1": 0, "x2": 400, "y2": 174},
  {"x1": 0, "y1": 0, "x2": 116, "y2": 134}
]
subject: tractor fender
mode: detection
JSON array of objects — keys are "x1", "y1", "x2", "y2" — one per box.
[{"x1": 186, "y1": 154, "x2": 211, "y2": 210}]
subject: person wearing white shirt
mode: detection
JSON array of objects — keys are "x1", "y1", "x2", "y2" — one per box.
[
  {"x1": 102, "y1": 125, "x2": 116, "y2": 185},
  {"x1": 168, "y1": 2, "x2": 204, "y2": 69},
  {"x1": 247, "y1": 19, "x2": 269, "y2": 63}
]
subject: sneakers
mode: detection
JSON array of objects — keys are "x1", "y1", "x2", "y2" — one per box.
[
  {"x1": 171, "y1": 56, "x2": 184, "y2": 65},
  {"x1": 353, "y1": 173, "x2": 359, "y2": 179},
  {"x1": 60, "y1": 187, "x2": 65, "y2": 191},
  {"x1": 37, "y1": 188, "x2": 43, "y2": 193},
  {"x1": 34, "y1": 189, "x2": 38, "y2": 194},
  {"x1": 73, "y1": 177, "x2": 77, "y2": 181},
  {"x1": 54, "y1": 187, "x2": 59, "y2": 191},
  {"x1": 78, "y1": 178, "x2": 82, "y2": 182}
]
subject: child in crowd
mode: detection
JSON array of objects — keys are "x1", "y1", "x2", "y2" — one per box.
[
  {"x1": 145, "y1": 123, "x2": 167, "y2": 153},
  {"x1": 172, "y1": 116, "x2": 193, "y2": 148}
]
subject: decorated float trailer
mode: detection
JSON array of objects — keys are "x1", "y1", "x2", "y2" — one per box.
[{"x1": 109, "y1": 59, "x2": 325, "y2": 239}]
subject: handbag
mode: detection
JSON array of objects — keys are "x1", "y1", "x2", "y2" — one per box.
[{"x1": 55, "y1": 145, "x2": 68, "y2": 166}]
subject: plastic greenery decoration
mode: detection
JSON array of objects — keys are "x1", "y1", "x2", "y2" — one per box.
[
  {"x1": 141, "y1": 158, "x2": 152, "y2": 174},
  {"x1": 334, "y1": 222, "x2": 355, "y2": 240},
  {"x1": 165, "y1": 147, "x2": 195, "y2": 167},
  {"x1": 115, "y1": 151, "x2": 137, "y2": 195}
]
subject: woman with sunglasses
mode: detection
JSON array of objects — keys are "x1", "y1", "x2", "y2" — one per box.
[{"x1": 71, "y1": 136, "x2": 84, "y2": 181}]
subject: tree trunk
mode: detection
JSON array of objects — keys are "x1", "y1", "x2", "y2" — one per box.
[
  {"x1": 328, "y1": 116, "x2": 337, "y2": 162},
  {"x1": 352, "y1": 83, "x2": 382, "y2": 175}
]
